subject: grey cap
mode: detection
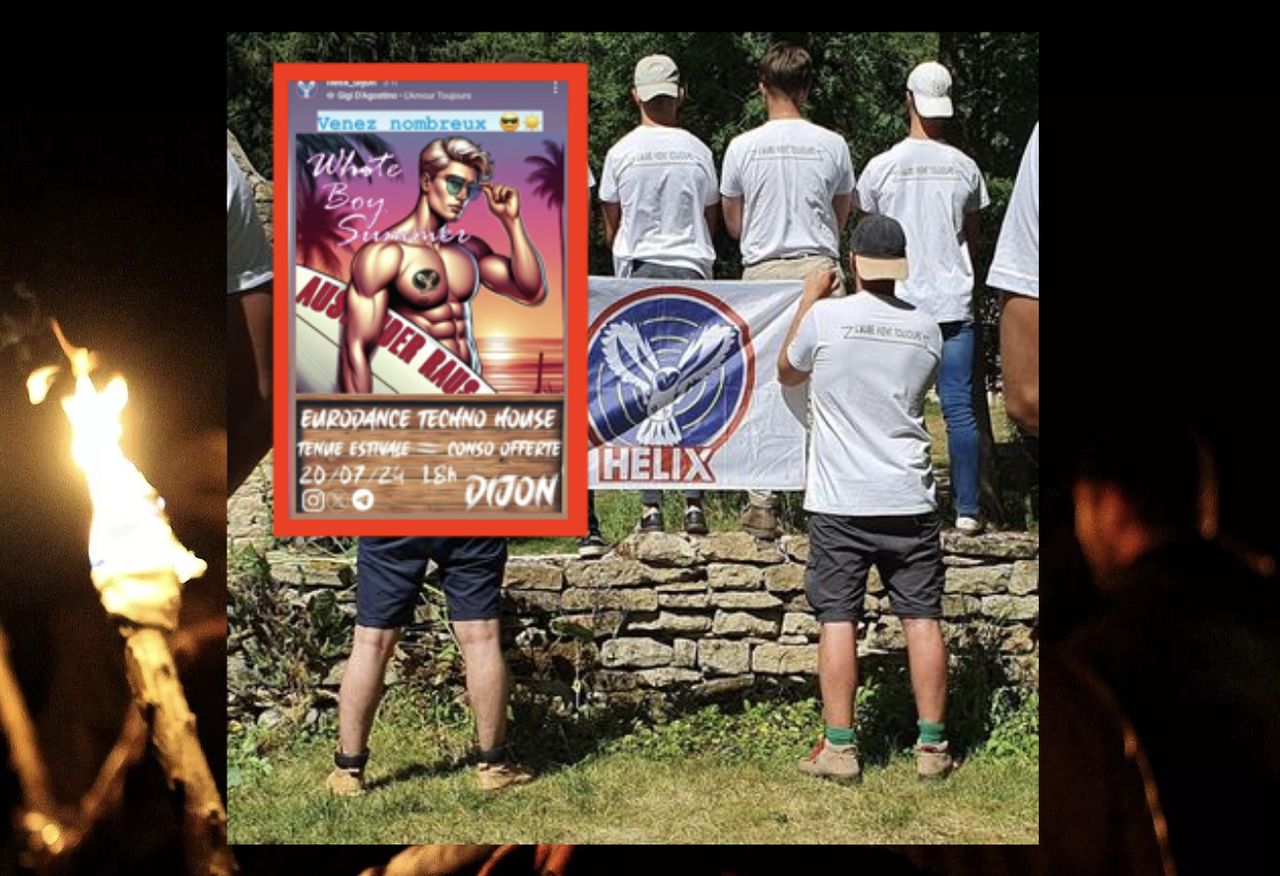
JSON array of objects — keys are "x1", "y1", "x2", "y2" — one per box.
[{"x1": 851, "y1": 214, "x2": 909, "y2": 281}]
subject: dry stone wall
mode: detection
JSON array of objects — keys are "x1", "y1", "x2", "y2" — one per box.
[{"x1": 228, "y1": 526, "x2": 1038, "y2": 726}]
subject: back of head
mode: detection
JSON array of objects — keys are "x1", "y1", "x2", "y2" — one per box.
[
  {"x1": 1074, "y1": 411, "x2": 1202, "y2": 540},
  {"x1": 640, "y1": 93, "x2": 680, "y2": 123},
  {"x1": 759, "y1": 43, "x2": 812, "y2": 105}
]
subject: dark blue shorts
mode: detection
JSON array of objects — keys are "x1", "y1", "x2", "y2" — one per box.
[{"x1": 355, "y1": 537, "x2": 507, "y2": 627}]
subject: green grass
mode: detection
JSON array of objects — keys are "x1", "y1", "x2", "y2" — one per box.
[{"x1": 228, "y1": 687, "x2": 1037, "y2": 844}]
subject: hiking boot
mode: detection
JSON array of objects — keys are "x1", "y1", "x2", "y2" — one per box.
[
  {"x1": 325, "y1": 748, "x2": 369, "y2": 796},
  {"x1": 955, "y1": 516, "x2": 984, "y2": 536},
  {"x1": 915, "y1": 741, "x2": 955, "y2": 780},
  {"x1": 740, "y1": 503, "x2": 780, "y2": 540},
  {"x1": 684, "y1": 505, "x2": 708, "y2": 535},
  {"x1": 577, "y1": 531, "x2": 608, "y2": 559},
  {"x1": 637, "y1": 506, "x2": 663, "y2": 533},
  {"x1": 797, "y1": 739, "x2": 861, "y2": 785},
  {"x1": 476, "y1": 758, "x2": 536, "y2": 791}
]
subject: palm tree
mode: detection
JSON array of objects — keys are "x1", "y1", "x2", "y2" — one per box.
[
  {"x1": 295, "y1": 134, "x2": 397, "y2": 275},
  {"x1": 524, "y1": 140, "x2": 565, "y2": 267}
]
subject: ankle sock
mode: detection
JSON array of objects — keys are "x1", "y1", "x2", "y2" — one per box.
[
  {"x1": 917, "y1": 720, "x2": 946, "y2": 746},
  {"x1": 825, "y1": 725, "x2": 857, "y2": 748},
  {"x1": 478, "y1": 745, "x2": 507, "y2": 764},
  {"x1": 334, "y1": 748, "x2": 370, "y2": 771}
]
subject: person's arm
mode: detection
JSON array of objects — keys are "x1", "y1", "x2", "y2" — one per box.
[
  {"x1": 834, "y1": 142, "x2": 857, "y2": 233},
  {"x1": 778, "y1": 267, "x2": 839, "y2": 386},
  {"x1": 722, "y1": 195, "x2": 743, "y2": 240},
  {"x1": 470, "y1": 184, "x2": 546, "y2": 304},
  {"x1": 833, "y1": 192, "x2": 854, "y2": 233},
  {"x1": 704, "y1": 202, "x2": 721, "y2": 240},
  {"x1": 963, "y1": 210, "x2": 981, "y2": 269},
  {"x1": 601, "y1": 201, "x2": 621, "y2": 250},
  {"x1": 340, "y1": 244, "x2": 398, "y2": 393},
  {"x1": 999, "y1": 292, "x2": 1039, "y2": 436}
]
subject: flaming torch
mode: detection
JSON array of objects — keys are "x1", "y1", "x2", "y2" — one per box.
[{"x1": 21, "y1": 319, "x2": 235, "y2": 875}]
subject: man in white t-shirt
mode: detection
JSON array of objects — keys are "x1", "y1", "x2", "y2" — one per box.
[
  {"x1": 988, "y1": 123, "x2": 1039, "y2": 437},
  {"x1": 855, "y1": 61, "x2": 989, "y2": 535},
  {"x1": 227, "y1": 143, "x2": 274, "y2": 493},
  {"x1": 721, "y1": 43, "x2": 857, "y2": 540},
  {"x1": 598, "y1": 54, "x2": 720, "y2": 534},
  {"x1": 779, "y1": 214, "x2": 952, "y2": 784}
]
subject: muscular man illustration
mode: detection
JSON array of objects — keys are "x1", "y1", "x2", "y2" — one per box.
[{"x1": 339, "y1": 137, "x2": 547, "y2": 392}]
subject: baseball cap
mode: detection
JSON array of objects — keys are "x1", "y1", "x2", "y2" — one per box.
[
  {"x1": 634, "y1": 55, "x2": 681, "y2": 101},
  {"x1": 907, "y1": 61, "x2": 953, "y2": 119},
  {"x1": 851, "y1": 214, "x2": 909, "y2": 281}
]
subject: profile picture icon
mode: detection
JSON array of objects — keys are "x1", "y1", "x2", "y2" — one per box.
[{"x1": 296, "y1": 80, "x2": 317, "y2": 99}]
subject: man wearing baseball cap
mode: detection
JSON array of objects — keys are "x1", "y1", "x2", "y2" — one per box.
[
  {"x1": 779, "y1": 214, "x2": 952, "y2": 784},
  {"x1": 597, "y1": 54, "x2": 720, "y2": 535},
  {"x1": 856, "y1": 60, "x2": 990, "y2": 536}
]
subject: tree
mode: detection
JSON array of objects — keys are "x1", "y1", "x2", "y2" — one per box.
[{"x1": 525, "y1": 139, "x2": 566, "y2": 268}]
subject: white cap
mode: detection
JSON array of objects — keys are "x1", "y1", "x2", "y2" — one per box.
[
  {"x1": 907, "y1": 61, "x2": 953, "y2": 119},
  {"x1": 634, "y1": 54, "x2": 681, "y2": 102}
]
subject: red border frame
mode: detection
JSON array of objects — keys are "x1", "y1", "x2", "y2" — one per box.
[{"x1": 272, "y1": 63, "x2": 588, "y2": 537}]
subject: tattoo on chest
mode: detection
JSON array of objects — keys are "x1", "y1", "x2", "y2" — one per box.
[{"x1": 412, "y1": 268, "x2": 441, "y2": 291}]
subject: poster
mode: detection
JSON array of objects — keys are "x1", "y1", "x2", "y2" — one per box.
[{"x1": 273, "y1": 64, "x2": 587, "y2": 535}]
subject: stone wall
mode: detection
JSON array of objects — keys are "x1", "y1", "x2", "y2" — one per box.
[{"x1": 228, "y1": 528, "x2": 1038, "y2": 726}]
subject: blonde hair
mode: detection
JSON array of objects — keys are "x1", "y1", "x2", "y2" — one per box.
[{"x1": 419, "y1": 137, "x2": 493, "y2": 182}]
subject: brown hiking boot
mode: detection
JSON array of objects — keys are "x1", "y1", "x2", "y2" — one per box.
[
  {"x1": 476, "y1": 758, "x2": 536, "y2": 791},
  {"x1": 325, "y1": 767, "x2": 365, "y2": 796},
  {"x1": 915, "y1": 741, "x2": 955, "y2": 780},
  {"x1": 797, "y1": 739, "x2": 861, "y2": 785},
  {"x1": 326, "y1": 748, "x2": 368, "y2": 796},
  {"x1": 740, "y1": 503, "x2": 780, "y2": 540}
]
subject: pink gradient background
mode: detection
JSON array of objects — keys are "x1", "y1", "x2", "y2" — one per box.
[{"x1": 294, "y1": 124, "x2": 566, "y2": 392}]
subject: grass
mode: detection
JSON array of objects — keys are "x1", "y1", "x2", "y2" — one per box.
[{"x1": 228, "y1": 685, "x2": 1037, "y2": 844}]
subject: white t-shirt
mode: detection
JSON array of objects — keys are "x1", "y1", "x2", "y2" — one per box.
[
  {"x1": 588, "y1": 166, "x2": 596, "y2": 190},
  {"x1": 598, "y1": 126, "x2": 719, "y2": 278},
  {"x1": 987, "y1": 123, "x2": 1039, "y2": 299},
  {"x1": 855, "y1": 139, "x2": 988, "y2": 323},
  {"x1": 788, "y1": 293, "x2": 942, "y2": 516},
  {"x1": 721, "y1": 118, "x2": 855, "y2": 265},
  {"x1": 226, "y1": 150, "x2": 272, "y2": 295}
]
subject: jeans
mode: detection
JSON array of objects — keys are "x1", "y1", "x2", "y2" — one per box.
[{"x1": 938, "y1": 321, "x2": 980, "y2": 518}]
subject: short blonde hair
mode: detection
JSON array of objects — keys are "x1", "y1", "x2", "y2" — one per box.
[{"x1": 419, "y1": 137, "x2": 493, "y2": 182}]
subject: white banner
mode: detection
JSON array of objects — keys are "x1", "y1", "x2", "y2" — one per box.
[
  {"x1": 293, "y1": 265, "x2": 495, "y2": 395},
  {"x1": 587, "y1": 278, "x2": 807, "y2": 490}
]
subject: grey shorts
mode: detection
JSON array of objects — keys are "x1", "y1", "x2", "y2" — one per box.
[{"x1": 805, "y1": 512, "x2": 945, "y2": 621}]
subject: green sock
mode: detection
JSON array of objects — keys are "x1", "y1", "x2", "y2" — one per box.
[
  {"x1": 917, "y1": 720, "x2": 946, "y2": 746},
  {"x1": 825, "y1": 725, "x2": 857, "y2": 748}
]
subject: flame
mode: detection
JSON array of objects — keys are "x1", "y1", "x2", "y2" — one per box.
[
  {"x1": 26, "y1": 366, "x2": 60, "y2": 405},
  {"x1": 29, "y1": 320, "x2": 205, "y2": 628}
]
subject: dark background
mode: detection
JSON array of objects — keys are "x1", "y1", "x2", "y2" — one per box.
[{"x1": 0, "y1": 34, "x2": 226, "y2": 873}]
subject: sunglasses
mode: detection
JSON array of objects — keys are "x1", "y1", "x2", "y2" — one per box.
[{"x1": 444, "y1": 174, "x2": 484, "y2": 202}]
